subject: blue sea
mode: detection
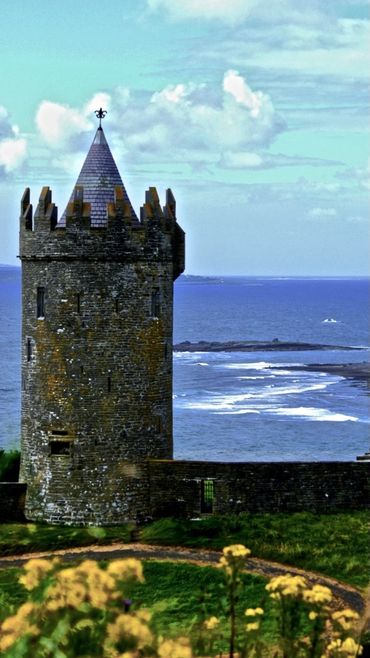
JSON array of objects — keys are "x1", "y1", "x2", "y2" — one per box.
[{"x1": 1, "y1": 267, "x2": 369, "y2": 460}]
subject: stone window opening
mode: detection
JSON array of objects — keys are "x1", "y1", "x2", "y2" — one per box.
[
  {"x1": 49, "y1": 435, "x2": 72, "y2": 456},
  {"x1": 76, "y1": 293, "x2": 81, "y2": 314},
  {"x1": 107, "y1": 375, "x2": 112, "y2": 393},
  {"x1": 80, "y1": 365, "x2": 84, "y2": 375},
  {"x1": 151, "y1": 288, "x2": 160, "y2": 318},
  {"x1": 37, "y1": 287, "x2": 45, "y2": 318},
  {"x1": 201, "y1": 479, "x2": 214, "y2": 513},
  {"x1": 115, "y1": 298, "x2": 119, "y2": 313},
  {"x1": 26, "y1": 338, "x2": 32, "y2": 362}
]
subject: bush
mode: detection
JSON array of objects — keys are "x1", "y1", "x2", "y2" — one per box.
[{"x1": 0, "y1": 451, "x2": 20, "y2": 482}]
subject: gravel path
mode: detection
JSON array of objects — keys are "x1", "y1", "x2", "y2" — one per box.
[{"x1": 0, "y1": 542, "x2": 365, "y2": 614}]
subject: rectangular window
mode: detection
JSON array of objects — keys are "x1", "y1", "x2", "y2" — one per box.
[
  {"x1": 76, "y1": 293, "x2": 81, "y2": 314},
  {"x1": 107, "y1": 376, "x2": 112, "y2": 393},
  {"x1": 37, "y1": 287, "x2": 45, "y2": 318},
  {"x1": 201, "y1": 479, "x2": 214, "y2": 513},
  {"x1": 151, "y1": 289, "x2": 160, "y2": 317},
  {"x1": 49, "y1": 439, "x2": 72, "y2": 456},
  {"x1": 115, "y1": 298, "x2": 119, "y2": 313},
  {"x1": 26, "y1": 338, "x2": 32, "y2": 362}
]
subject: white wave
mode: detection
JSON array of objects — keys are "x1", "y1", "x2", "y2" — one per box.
[
  {"x1": 193, "y1": 362, "x2": 209, "y2": 367},
  {"x1": 273, "y1": 407, "x2": 358, "y2": 422},
  {"x1": 225, "y1": 361, "x2": 272, "y2": 370},
  {"x1": 174, "y1": 351, "x2": 208, "y2": 359},
  {"x1": 238, "y1": 375, "x2": 276, "y2": 380},
  {"x1": 225, "y1": 361, "x2": 304, "y2": 371},
  {"x1": 214, "y1": 409, "x2": 261, "y2": 415},
  {"x1": 179, "y1": 380, "x2": 337, "y2": 413},
  {"x1": 322, "y1": 318, "x2": 339, "y2": 323}
]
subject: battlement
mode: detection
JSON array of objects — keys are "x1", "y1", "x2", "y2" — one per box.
[{"x1": 20, "y1": 185, "x2": 185, "y2": 276}]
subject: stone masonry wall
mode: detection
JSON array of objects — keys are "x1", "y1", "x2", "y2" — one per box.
[{"x1": 148, "y1": 460, "x2": 370, "y2": 517}]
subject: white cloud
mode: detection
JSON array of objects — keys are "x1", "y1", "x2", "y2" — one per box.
[
  {"x1": 308, "y1": 207, "x2": 337, "y2": 219},
  {"x1": 221, "y1": 151, "x2": 263, "y2": 168},
  {"x1": 0, "y1": 138, "x2": 27, "y2": 172},
  {"x1": 35, "y1": 101, "x2": 92, "y2": 149},
  {"x1": 147, "y1": 0, "x2": 258, "y2": 24},
  {"x1": 0, "y1": 105, "x2": 27, "y2": 175},
  {"x1": 34, "y1": 73, "x2": 283, "y2": 176}
]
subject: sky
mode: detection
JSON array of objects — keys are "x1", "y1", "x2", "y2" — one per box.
[{"x1": 0, "y1": 0, "x2": 369, "y2": 275}]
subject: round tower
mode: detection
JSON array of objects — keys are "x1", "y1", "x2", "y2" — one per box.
[{"x1": 19, "y1": 119, "x2": 185, "y2": 524}]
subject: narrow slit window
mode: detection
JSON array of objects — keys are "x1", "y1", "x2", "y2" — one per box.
[
  {"x1": 26, "y1": 338, "x2": 32, "y2": 362},
  {"x1": 76, "y1": 293, "x2": 81, "y2": 314},
  {"x1": 115, "y1": 298, "x2": 119, "y2": 313},
  {"x1": 107, "y1": 376, "x2": 112, "y2": 393},
  {"x1": 37, "y1": 287, "x2": 45, "y2": 318},
  {"x1": 201, "y1": 479, "x2": 214, "y2": 513},
  {"x1": 155, "y1": 416, "x2": 162, "y2": 433},
  {"x1": 151, "y1": 289, "x2": 160, "y2": 318}
]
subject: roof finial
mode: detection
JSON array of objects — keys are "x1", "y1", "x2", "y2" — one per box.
[{"x1": 94, "y1": 108, "x2": 107, "y2": 129}]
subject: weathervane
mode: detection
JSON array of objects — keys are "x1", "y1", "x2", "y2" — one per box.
[{"x1": 94, "y1": 108, "x2": 107, "y2": 128}]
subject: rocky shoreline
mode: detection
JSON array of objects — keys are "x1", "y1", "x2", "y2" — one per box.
[
  {"x1": 274, "y1": 362, "x2": 370, "y2": 384},
  {"x1": 173, "y1": 341, "x2": 370, "y2": 386}
]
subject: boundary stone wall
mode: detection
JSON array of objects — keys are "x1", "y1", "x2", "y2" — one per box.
[{"x1": 148, "y1": 461, "x2": 370, "y2": 518}]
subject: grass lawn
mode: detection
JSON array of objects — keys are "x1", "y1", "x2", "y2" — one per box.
[
  {"x1": 0, "y1": 560, "x2": 276, "y2": 654},
  {"x1": 0, "y1": 510, "x2": 368, "y2": 588},
  {"x1": 0, "y1": 523, "x2": 131, "y2": 556},
  {"x1": 140, "y1": 512, "x2": 370, "y2": 589}
]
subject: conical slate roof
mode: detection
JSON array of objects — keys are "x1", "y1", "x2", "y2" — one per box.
[{"x1": 60, "y1": 126, "x2": 138, "y2": 226}]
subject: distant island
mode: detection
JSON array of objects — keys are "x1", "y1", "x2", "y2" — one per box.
[{"x1": 173, "y1": 340, "x2": 363, "y2": 353}]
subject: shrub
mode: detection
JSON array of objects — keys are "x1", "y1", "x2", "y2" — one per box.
[{"x1": 0, "y1": 451, "x2": 20, "y2": 482}]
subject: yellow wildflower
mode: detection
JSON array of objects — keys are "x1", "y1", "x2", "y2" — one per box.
[
  {"x1": 19, "y1": 558, "x2": 55, "y2": 590},
  {"x1": 266, "y1": 574, "x2": 307, "y2": 598},
  {"x1": 204, "y1": 616, "x2": 220, "y2": 630},
  {"x1": 222, "y1": 544, "x2": 251, "y2": 559},
  {"x1": 341, "y1": 637, "x2": 362, "y2": 656},
  {"x1": 0, "y1": 602, "x2": 39, "y2": 651},
  {"x1": 107, "y1": 558, "x2": 144, "y2": 582},
  {"x1": 303, "y1": 584, "x2": 332, "y2": 605},
  {"x1": 158, "y1": 637, "x2": 192, "y2": 658},
  {"x1": 65, "y1": 582, "x2": 87, "y2": 608},
  {"x1": 331, "y1": 609, "x2": 359, "y2": 631},
  {"x1": 246, "y1": 621, "x2": 260, "y2": 632},
  {"x1": 106, "y1": 613, "x2": 152, "y2": 649},
  {"x1": 325, "y1": 636, "x2": 363, "y2": 657},
  {"x1": 309, "y1": 611, "x2": 319, "y2": 620},
  {"x1": 245, "y1": 607, "x2": 264, "y2": 617}
]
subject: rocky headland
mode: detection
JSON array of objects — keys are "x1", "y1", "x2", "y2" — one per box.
[{"x1": 173, "y1": 341, "x2": 370, "y2": 386}]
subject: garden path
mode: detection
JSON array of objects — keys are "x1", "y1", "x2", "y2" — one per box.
[{"x1": 0, "y1": 542, "x2": 366, "y2": 615}]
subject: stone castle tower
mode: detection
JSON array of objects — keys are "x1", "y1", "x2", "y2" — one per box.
[{"x1": 19, "y1": 116, "x2": 184, "y2": 524}]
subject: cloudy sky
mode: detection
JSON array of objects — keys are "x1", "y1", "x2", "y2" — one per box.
[{"x1": 0, "y1": 0, "x2": 368, "y2": 274}]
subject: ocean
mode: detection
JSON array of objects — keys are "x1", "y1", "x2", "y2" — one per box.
[{"x1": 1, "y1": 267, "x2": 369, "y2": 460}]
